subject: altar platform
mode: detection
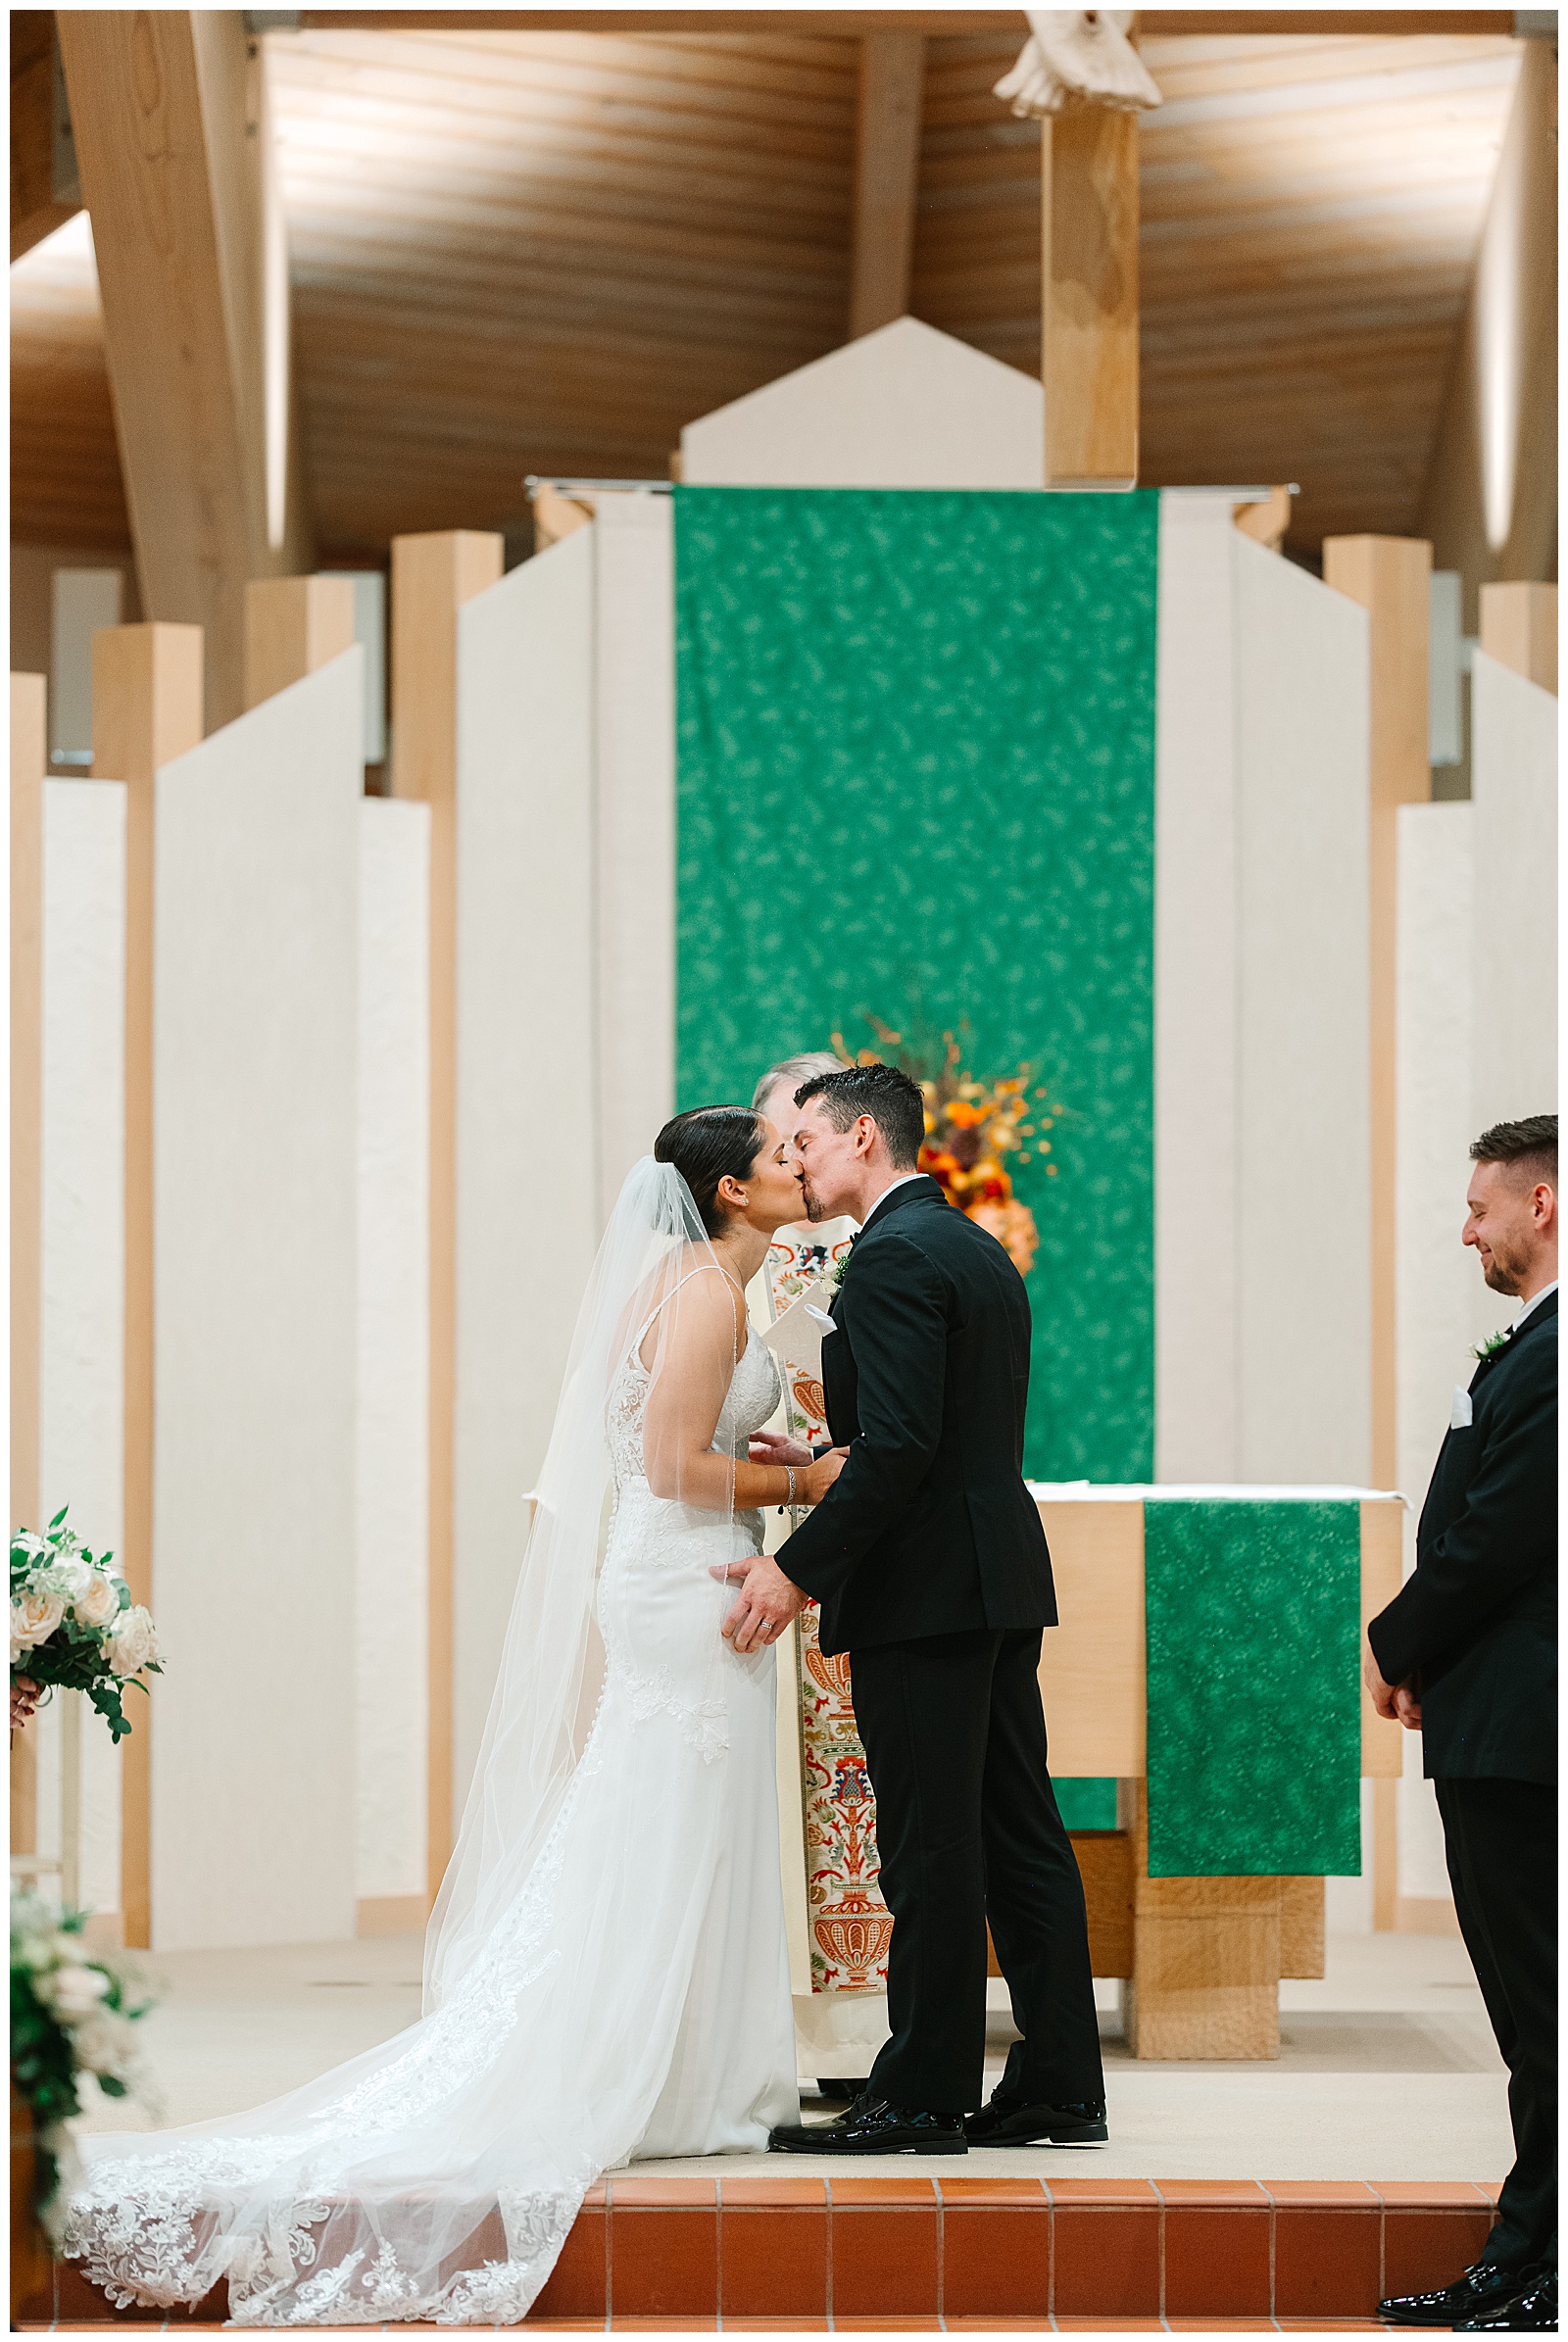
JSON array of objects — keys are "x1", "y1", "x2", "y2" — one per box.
[{"x1": 21, "y1": 1927, "x2": 1505, "y2": 2331}]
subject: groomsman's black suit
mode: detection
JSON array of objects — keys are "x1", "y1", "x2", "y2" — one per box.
[
  {"x1": 1369, "y1": 1287, "x2": 1557, "y2": 2275},
  {"x1": 777, "y1": 1175, "x2": 1103, "y2": 2117}
]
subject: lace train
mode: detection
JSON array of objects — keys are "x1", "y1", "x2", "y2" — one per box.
[{"x1": 62, "y1": 1324, "x2": 795, "y2": 2324}]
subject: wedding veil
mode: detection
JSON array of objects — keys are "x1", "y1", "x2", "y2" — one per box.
[{"x1": 425, "y1": 1151, "x2": 739, "y2": 2007}]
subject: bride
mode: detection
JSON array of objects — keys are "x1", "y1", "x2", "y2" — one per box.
[{"x1": 64, "y1": 1107, "x2": 844, "y2": 2325}]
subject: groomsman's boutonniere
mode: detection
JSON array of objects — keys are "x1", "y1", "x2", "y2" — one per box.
[{"x1": 1473, "y1": 1329, "x2": 1511, "y2": 1363}]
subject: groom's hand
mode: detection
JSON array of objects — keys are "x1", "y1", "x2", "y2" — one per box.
[
  {"x1": 710, "y1": 1555, "x2": 807, "y2": 1654},
  {"x1": 749, "y1": 1429, "x2": 813, "y2": 1468}
]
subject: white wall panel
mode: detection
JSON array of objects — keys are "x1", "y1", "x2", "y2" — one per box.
[
  {"x1": 595, "y1": 494, "x2": 676, "y2": 1225},
  {"x1": 1469, "y1": 651, "x2": 1557, "y2": 1151},
  {"x1": 1395, "y1": 801, "x2": 1475, "y2": 1914},
  {"x1": 681, "y1": 317, "x2": 1044, "y2": 489},
  {"x1": 39, "y1": 778, "x2": 126, "y2": 1917},
  {"x1": 1232, "y1": 534, "x2": 1372, "y2": 1485},
  {"x1": 454, "y1": 534, "x2": 596, "y2": 1819},
  {"x1": 1153, "y1": 492, "x2": 1241, "y2": 1482},
  {"x1": 151, "y1": 652, "x2": 362, "y2": 1950},
  {"x1": 1396, "y1": 804, "x2": 1477, "y2": 1514},
  {"x1": 357, "y1": 798, "x2": 430, "y2": 1904}
]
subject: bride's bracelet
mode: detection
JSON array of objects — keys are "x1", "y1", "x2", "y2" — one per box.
[{"x1": 782, "y1": 1465, "x2": 797, "y2": 1510}]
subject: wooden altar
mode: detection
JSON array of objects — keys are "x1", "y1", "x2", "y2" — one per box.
[{"x1": 1026, "y1": 1486, "x2": 1404, "y2": 2060}]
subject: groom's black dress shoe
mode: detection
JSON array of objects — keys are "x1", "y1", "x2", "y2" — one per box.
[
  {"x1": 769, "y1": 2094, "x2": 966, "y2": 2156},
  {"x1": 963, "y1": 2091, "x2": 1108, "y2": 2147},
  {"x1": 1379, "y1": 2261, "x2": 1544, "y2": 2327},
  {"x1": 964, "y1": 2049, "x2": 1107, "y2": 2147},
  {"x1": 1456, "y1": 2269, "x2": 1557, "y2": 2329}
]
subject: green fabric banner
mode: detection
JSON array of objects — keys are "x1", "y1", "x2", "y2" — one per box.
[
  {"x1": 673, "y1": 486, "x2": 1159, "y2": 1483},
  {"x1": 1144, "y1": 1499, "x2": 1363, "y2": 1878},
  {"x1": 1054, "y1": 1778, "x2": 1118, "y2": 1830}
]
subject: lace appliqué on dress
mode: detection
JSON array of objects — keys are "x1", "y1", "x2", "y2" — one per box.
[{"x1": 622, "y1": 1660, "x2": 728, "y2": 1763}]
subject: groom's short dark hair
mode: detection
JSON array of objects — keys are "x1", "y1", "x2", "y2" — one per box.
[
  {"x1": 794, "y1": 1063, "x2": 926, "y2": 1171},
  {"x1": 1472, "y1": 1115, "x2": 1557, "y2": 1190}
]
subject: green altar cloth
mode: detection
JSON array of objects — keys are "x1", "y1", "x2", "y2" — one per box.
[
  {"x1": 1143, "y1": 1497, "x2": 1362, "y2": 1878},
  {"x1": 672, "y1": 484, "x2": 1159, "y2": 1485},
  {"x1": 1054, "y1": 1778, "x2": 1118, "y2": 1830}
]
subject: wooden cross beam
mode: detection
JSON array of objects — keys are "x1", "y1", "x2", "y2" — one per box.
[{"x1": 1041, "y1": 103, "x2": 1141, "y2": 489}]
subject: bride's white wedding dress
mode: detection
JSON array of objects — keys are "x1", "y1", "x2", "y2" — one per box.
[{"x1": 64, "y1": 1188, "x2": 798, "y2": 2326}]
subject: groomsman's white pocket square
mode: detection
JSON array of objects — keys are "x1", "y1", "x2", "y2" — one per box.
[{"x1": 1450, "y1": 1387, "x2": 1474, "y2": 1429}]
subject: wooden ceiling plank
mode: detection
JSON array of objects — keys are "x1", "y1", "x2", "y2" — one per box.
[{"x1": 274, "y1": 28, "x2": 858, "y2": 125}]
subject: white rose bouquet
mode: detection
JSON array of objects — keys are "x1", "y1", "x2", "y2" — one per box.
[
  {"x1": 10, "y1": 1889, "x2": 157, "y2": 2227},
  {"x1": 10, "y1": 1509, "x2": 162, "y2": 1742}
]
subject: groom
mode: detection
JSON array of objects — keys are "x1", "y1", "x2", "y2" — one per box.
[{"x1": 720, "y1": 1062, "x2": 1105, "y2": 2153}]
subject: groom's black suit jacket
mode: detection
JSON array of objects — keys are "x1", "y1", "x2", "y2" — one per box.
[
  {"x1": 1368, "y1": 1288, "x2": 1556, "y2": 1784},
  {"x1": 776, "y1": 1176, "x2": 1054, "y2": 1658}
]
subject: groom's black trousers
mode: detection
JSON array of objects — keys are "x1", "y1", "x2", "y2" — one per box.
[{"x1": 850, "y1": 1626, "x2": 1104, "y2": 2117}]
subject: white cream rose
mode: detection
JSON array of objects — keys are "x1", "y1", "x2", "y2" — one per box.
[
  {"x1": 104, "y1": 1604, "x2": 159, "y2": 1679},
  {"x1": 40, "y1": 1961, "x2": 111, "y2": 2020},
  {"x1": 11, "y1": 1586, "x2": 65, "y2": 1648},
  {"x1": 71, "y1": 1570, "x2": 122, "y2": 1631},
  {"x1": 71, "y1": 2007, "x2": 139, "y2": 2081}
]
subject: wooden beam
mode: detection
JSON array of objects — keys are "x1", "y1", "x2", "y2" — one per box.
[
  {"x1": 292, "y1": 9, "x2": 1513, "y2": 30},
  {"x1": 11, "y1": 12, "x2": 80, "y2": 262},
  {"x1": 1042, "y1": 106, "x2": 1141, "y2": 490},
  {"x1": 243, "y1": 573, "x2": 356, "y2": 710},
  {"x1": 10, "y1": 674, "x2": 47, "y2": 1864},
  {"x1": 91, "y1": 622, "x2": 205, "y2": 1949},
  {"x1": 1322, "y1": 538, "x2": 1431, "y2": 1514},
  {"x1": 389, "y1": 529, "x2": 504, "y2": 1905},
  {"x1": 1480, "y1": 581, "x2": 1557, "y2": 695},
  {"x1": 56, "y1": 12, "x2": 310, "y2": 732},
  {"x1": 849, "y1": 33, "x2": 924, "y2": 342}
]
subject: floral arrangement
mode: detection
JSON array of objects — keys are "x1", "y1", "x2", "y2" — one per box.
[
  {"x1": 10, "y1": 1890, "x2": 156, "y2": 2223},
  {"x1": 11, "y1": 1510, "x2": 161, "y2": 1741},
  {"x1": 831, "y1": 1019, "x2": 1066, "y2": 1279}
]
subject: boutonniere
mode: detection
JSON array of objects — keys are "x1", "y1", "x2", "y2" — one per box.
[
  {"x1": 1473, "y1": 1329, "x2": 1510, "y2": 1363},
  {"x1": 826, "y1": 1241, "x2": 857, "y2": 1293}
]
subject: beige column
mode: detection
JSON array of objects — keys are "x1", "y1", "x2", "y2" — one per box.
[
  {"x1": 243, "y1": 574, "x2": 357, "y2": 711},
  {"x1": 390, "y1": 530, "x2": 504, "y2": 1900},
  {"x1": 1042, "y1": 108, "x2": 1140, "y2": 488},
  {"x1": 91, "y1": 624, "x2": 204, "y2": 1948},
  {"x1": 11, "y1": 675, "x2": 48, "y2": 1858},
  {"x1": 1479, "y1": 581, "x2": 1557, "y2": 694},
  {"x1": 1322, "y1": 538, "x2": 1432, "y2": 1496},
  {"x1": 1323, "y1": 541, "x2": 1432, "y2": 1930}
]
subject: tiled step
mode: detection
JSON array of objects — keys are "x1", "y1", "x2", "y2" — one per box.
[{"x1": 18, "y1": 2176, "x2": 1499, "y2": 2327}]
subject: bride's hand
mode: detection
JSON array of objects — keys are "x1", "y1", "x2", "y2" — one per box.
[
  {"x1": 750, "y1": 1428, "x2": 813, "y2": 1469},
  {"x1": 799, "y1": 1445, "x2": 849, "y2": 1505}
]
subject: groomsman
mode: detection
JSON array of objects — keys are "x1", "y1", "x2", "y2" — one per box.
[{"x1": 1369, "y1": 1116, "x2": 1557, "y2": 2333}]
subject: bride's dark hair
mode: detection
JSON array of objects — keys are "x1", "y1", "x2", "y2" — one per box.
[{"x1": 655, "y1": 1106, "x2": 767, "y2": 1237}]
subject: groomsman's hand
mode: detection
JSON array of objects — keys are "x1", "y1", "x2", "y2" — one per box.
[
  {"x1": 749, "y1": 1429, "x2": 813, "y2": 1469},
  {"x1": 1362, "y1": 1638, "x2": 1400, "y2": 1722},
  {"x1": 710, "y1": 1555, "x2": 808, "y2": 1653},
  {"x1": 1393, "y1": 1683, "x2": 1423, "y2": 1730}
]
